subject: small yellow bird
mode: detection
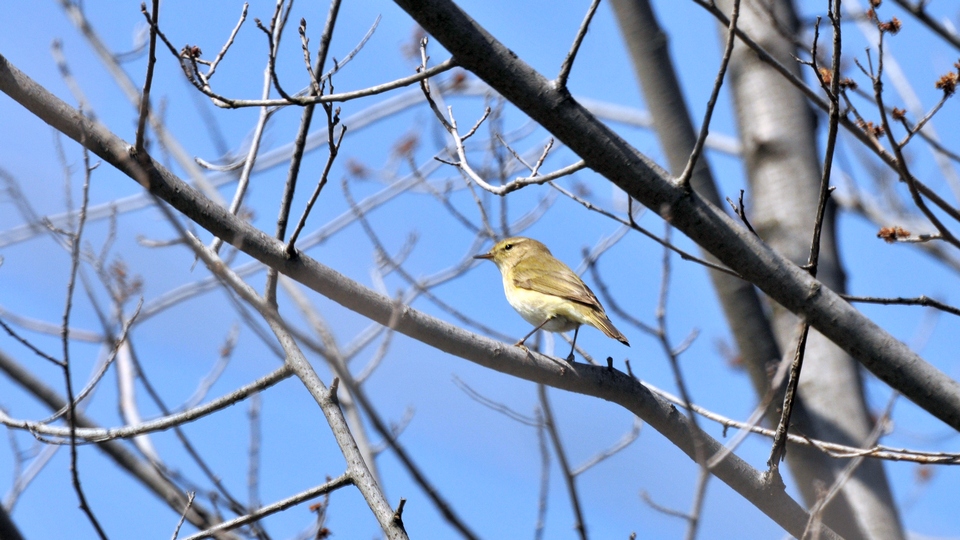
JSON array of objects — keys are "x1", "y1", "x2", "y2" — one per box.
[{"x1": 474, "y1": 237, "x2": 629, "y2": 361}]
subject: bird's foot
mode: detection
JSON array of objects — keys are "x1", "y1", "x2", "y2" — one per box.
[{"x1": 565, "y1": 352, "x2": 576, "y2": 363}]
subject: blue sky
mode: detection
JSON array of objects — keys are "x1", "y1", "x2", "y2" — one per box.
[{"x1": 1, "y1": 1, "x2": 959, "y2": 538}]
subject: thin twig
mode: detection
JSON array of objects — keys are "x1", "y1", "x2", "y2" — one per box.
[
  {"x1": 134, "y1": 0, "x2": 160, "y2": 154},
  {"x1": 556, "y1": 0, "x2": 602, "y2": 90},
  {"x1": 890, "y1": 0, "x2": 960, "y2": 51},
  {"x1": 258, "y1": 1, "x2": 295, "y2": 102},
  {"x1": 421, "y1": 47, "x2": 580, "y2": 197},
  {"x1": 286, "y1": 107, "x2": 347, "y2": 253},
  {"x1": 538, "y1": 385, "x2": 588, "y2": 540},
  {"x1": 685, "y1": 468, "x2": 711, "y2": 540},
  {"x1": 552, "y1": 185, "x2": 740, "y2": 277},
  {"x1": 768, "y1": 0, "x2": 841, "y2": 477},
  {"x1": 0, "y1": 363, "x2": 289, "y2": 444},
  {"x1": 268, "y1": 0, "x2": 345, "y2": 299},
  {"x1": 706, "y1": 351, "x2": 793, "y2": 469},
  {"x1": 842, "y1": 294, "x2": 960, "y2": 317},
  {"x1": 50, "y1": 40, "x2": 94, "y2": 120},
  {"x1": 806, "y1": 3, "x2": 844, "y2": 279},
  {"x1": 170, "y1": 491, "x2": 196, "y2": 540},
  {"x1": 802, "y1": 392, "x2": 899, "y2": 540},
  {"x1": 571, "y1": 418, "x2": 642, "y2": 475},
  {"x1": 725, "y1": 189, "x2": 757, "y2": 236},
  {"x1": 677, "y1": 0, "x2": 740, "y2": 188},
  {"x1": 247, "y1": 392, "x2": 262, "y2": 511},
  {"x1": 205, "y1": 4, "x2": 248, "y2": 80},
  {"x1": 897, "y1": 92, "x2": 950, "y2": 148},
  {"x1": 644, "y1": 382, "x2": 960, "y2": 464},
  {"x1": 0, "y1": 317, "x2": 65, "y2": 366},
  {"x1": 655, "y1": 225, "x2": 702, "y2": 438},
  {"x1": 694, "y1": 0, "x2": 960, "y2": 226},
  {"x1": 43, "y1": 300, "x2": 142, "y2": 423},
  {"x1": 871, "y1": 37, "x2": 960, "y2": 248},
  {"x1": 452, "y1": 376, "x2": 539, "y2": 426},
  {"x1": 641, "y1": 491, "x2": 691, "y2": 521},
  {"x1": 195, "y1": 55, "x2": 456, "y2": 108},
  {"x1": 534, "y1": 409, "x2": 550, "y2": 540},
  {"x1": 299, "y1": 19, "x2": 321, "y2": 94},
  {"x1": 62, "y1": 125, "x2": 107, "y2": 539},
  {"x1": 767, "y1": 321, "x2": 810, "y2": 471},
  {"x1": 319, "y1": 14, "x2": 381, "y2": 82},
  {"x1": 651, "y1": 224, "x2": 710, "y2": 540},
  {"x1": 181, "y1": 475, "x2": 354, "y2": 540},
  {"x1": 180, "y1": 326, "x2": 240, "y2": 409}
]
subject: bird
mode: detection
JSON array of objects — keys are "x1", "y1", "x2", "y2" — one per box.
[{"x1": 474, "y1": 236, "x2": 629, "y2": 361}]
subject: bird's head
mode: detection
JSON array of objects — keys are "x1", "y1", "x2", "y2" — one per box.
[{"x1": 474, "y1": 237, "x2": 551, "y2": 269}]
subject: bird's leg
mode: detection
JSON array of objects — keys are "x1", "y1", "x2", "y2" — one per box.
[
  {"x1": 515, "y1": 318, "x2": 554, "y2": 349},
  {"x1": 566, "y1": 326, "x2": 580, "y2": 362}
]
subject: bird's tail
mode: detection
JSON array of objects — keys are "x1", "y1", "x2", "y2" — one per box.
[{"x1": 589, "y1": 311, "x2": 630, "y2": 346}]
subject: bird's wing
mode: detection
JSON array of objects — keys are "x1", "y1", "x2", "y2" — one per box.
[
  {"x1": 513, "y1": 258, "x2": 629, "y2": 345},
  {"x1": 512, "y1": 260, "x2": 604, "y2": 310}
]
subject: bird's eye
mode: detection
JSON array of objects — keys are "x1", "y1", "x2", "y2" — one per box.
[{"x1": 504, "y1": 243, "x2": 513, "y2": 251}]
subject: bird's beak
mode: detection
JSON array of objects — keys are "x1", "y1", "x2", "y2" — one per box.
[{"x1": 474, "y1": 251, "x2": 494, "y2": 260}]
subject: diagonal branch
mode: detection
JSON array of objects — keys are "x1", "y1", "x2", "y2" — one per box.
[
  {"x1": 0, "y1": 52, "x2": 848, "y2": 539},
  {"x1": 538, "y1": 385, "x2": 587, "y2": 540},
  {"x1": 556, "y1": 0, "x2": 602, "y2": 90},
  {"x1": 382, "y1": 0, "x2": 960, "y2": 430},
  {"x1": 677, "y1": 0, "x2": 740, "y2": 188},
  {"x1": 0, "y1": 349, "x2": 226, "y2": 534}
]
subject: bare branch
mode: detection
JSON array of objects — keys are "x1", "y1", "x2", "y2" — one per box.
[
  {"x1": 538, "y1": 385, "x2": 587, "y2": 540},
  {"x1": 556, "y1": 0, "x2": 602, "y2": 90},
  {"x1": 180, "y1": 475, "x2": 353, "y2": 540},
  {"x1": 842, "y1": 294, "x2": 960, "y2": 317},
  {"x1": 134, "y1": 0, "x2": 160, "y2": 154},
  {"x1": 677, "y1": 0, "x2": 740, "y2": 188}
]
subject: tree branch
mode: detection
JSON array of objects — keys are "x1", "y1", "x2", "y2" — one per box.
[{"x1": 380, "y1": 0, "x2": 960, "y2": 429}]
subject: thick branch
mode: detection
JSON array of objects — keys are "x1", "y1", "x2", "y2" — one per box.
[
  {"x1": 0, "y1": 52, "x2": 842, "y2": 540},
  {"x1": 0, "y1": 349, "x2": 223, "y2": 534},
  {"x1": 381, "y1": 0, "x2": 960, "y2": 432}
]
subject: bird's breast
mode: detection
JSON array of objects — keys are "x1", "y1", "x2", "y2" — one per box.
[{"x1": 503, "y1": 278, "x2": 581, "y2": 332}]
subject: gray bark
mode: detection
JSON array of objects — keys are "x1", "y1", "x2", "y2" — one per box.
[
  {"x1": 0, "y1": 506, "x2": 25, "y2": 540},
  {"x1": 6, "y1": 0, "x2": 959, "y2": 436},
  {"x1": 715, "y1": 0, "x2": 904, "y2": 537},
  {"x1": 0, "y1": 349, "x2": 227, "y2": 536},
  {"x1": 0, "y1": 50, "x2": 845, "y2": 540},
  {"x1": 609, "y1": 1, "x2": 900, "y2": 538}
]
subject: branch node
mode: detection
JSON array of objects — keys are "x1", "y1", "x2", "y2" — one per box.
[{"x1": 392, "y1": 498, "x2": 407, "y2": 525}]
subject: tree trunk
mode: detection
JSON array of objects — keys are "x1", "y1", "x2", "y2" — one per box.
[{"x1": 715, "y1": 0, "x2": 904, "y2": 537}]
